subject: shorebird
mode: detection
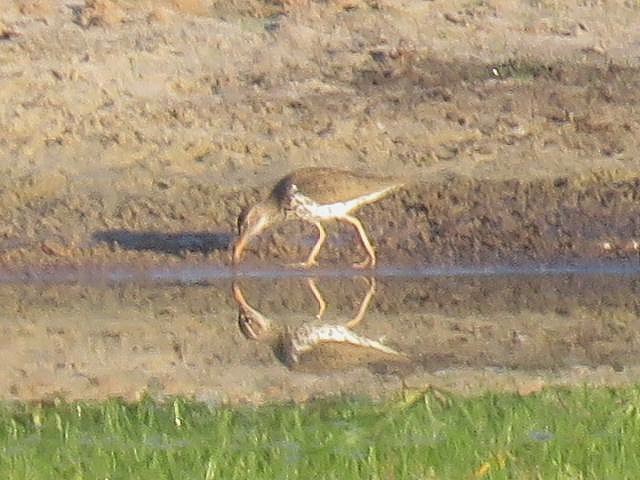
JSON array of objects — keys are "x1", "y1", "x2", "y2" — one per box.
[
  {"x1": 232, "y1": 167, "x2": 404, "y2": 268},
  {"x1": 232, "y1": 277, "x2": 409, "y2": 371}
]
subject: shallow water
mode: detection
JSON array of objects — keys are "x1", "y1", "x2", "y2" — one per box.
[
  {"x1": 1, "y1": 260, "x2": 639, "y2": 284},
  {"x1": 0, "y1": 261, "x2": 639, "y2": 402}
]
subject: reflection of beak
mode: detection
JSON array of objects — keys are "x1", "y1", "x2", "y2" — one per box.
[
  {"x1": 231, "y1": 280, "x2": 247, "y2": 305},
  {"x1": 232, "y1": 281, "x2": 271, "y2": 340}
]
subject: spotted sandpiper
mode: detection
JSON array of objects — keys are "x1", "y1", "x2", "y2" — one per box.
[
  {"x1": 232, "y1": 167, "x2": 404, "y2": 268},
  {"x1": 232, "y1": 278, "x2": 410, "y2": 372}
]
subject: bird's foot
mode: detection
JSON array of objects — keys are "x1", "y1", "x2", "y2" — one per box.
[{"x1": 352, "y1": 257, "x2": 375, "y2": 270}]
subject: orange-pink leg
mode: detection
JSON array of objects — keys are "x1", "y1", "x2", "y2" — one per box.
[
  {"x1": 342, "y1": 215, "x2": 376, "y2": 269},
  {"x1": 288, "y1": 221, "x2": 326, "y2": 269}
]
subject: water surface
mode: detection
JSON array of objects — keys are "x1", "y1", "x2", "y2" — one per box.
[{"x1": 0, "y1": 261, "x2": 638, "y2": 402}]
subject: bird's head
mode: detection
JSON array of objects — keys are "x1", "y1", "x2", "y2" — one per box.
[
  {"x1": 232, "y1": 200, "x2": 281, "y2": 264},
  {"x1": 232, "y1": 281, "x2": 273, "y2": 341}
]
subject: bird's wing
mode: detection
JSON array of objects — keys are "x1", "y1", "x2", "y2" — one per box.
[{"x1": 275, "y1": 168, "x2": 404, "y2": 205}]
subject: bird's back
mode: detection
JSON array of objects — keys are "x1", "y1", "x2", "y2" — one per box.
[{"x1": 270, "y1": 167, "x2": 404, "y2": 205}]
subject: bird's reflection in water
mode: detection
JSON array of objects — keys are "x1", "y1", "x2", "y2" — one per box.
[{"x1": 232, "y1": 277, "x2": 410, "y2": 373}]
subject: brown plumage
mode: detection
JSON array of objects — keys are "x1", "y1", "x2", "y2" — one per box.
[
  {"x1": 232, "y1": 167, "x2": 404, "y2": 268},
  {"x1": 270, "y1": 168, "x2": 403, "y2": 205}
]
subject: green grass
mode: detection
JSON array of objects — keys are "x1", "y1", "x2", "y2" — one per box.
[{"x1": 1, "y1": 386, "x2": 640, "y2": 479}]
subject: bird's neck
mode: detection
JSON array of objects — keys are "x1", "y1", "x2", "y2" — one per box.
[{"x1": 262, "y1": 196, "x2": 285, "y2": 220}]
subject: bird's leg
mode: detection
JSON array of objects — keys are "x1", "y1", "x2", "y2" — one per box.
[
  {"x1": 345, "y1": 277, "x2": 376, "y2": 328},
  {"x1": 342, "y1": 215, "x2": 376, "y2": 269},
  {"x1": 287, "y1": 221, "x2": 326, "y2": 269},
  {"x1": 306, "y1": 277, "x2": 326, "y2": 319},
  {"x1": 305, "y1": 221, "x2": 327, "y2": 266}
]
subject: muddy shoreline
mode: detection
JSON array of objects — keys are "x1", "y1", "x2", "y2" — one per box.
[{"x1": 2, "y1": 0, "x2": 640, "y2": 402}]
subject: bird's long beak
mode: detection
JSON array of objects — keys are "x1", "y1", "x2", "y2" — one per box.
[
  {"x1": 232, "y1": 281, "x2": 270, "y2": 340},
  {"x1": 232, "y1": 233, "x2": 248, "y2": 265},
  {"x1": 232, "y1": 213, "x2": 270, "y2": 265}
]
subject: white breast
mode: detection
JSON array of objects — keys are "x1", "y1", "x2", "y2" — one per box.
[
  {"x1": 292, "y1": 187, "x2": 395, "y2": 220},
  {"x1": 305, "y1": 196, "x2": 366, "y2": 218}
]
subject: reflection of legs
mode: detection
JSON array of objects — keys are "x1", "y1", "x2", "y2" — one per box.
[
  {"x1": 289, "y1": 221, "x2": 326, "y2": 268},
  {"x1": 345, "y1": 277, "x2": 376, "y2": 328},
  {"x1": 342, "y1": 215, "x2": 376, "y2": 269},
  {"x1": 306, "y1": 278, "x2": 326, "y2": 319}
]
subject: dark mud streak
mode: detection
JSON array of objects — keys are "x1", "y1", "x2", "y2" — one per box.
[
  {"x1": 334, "y1": 56, "x2": 640, "y2": 169},
  {"x1": 351, "y1": 56, "x2": 640, "y2": 104},
  {"x1": 372, "y1": 176, "x2": 640, "y2": 265}
]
